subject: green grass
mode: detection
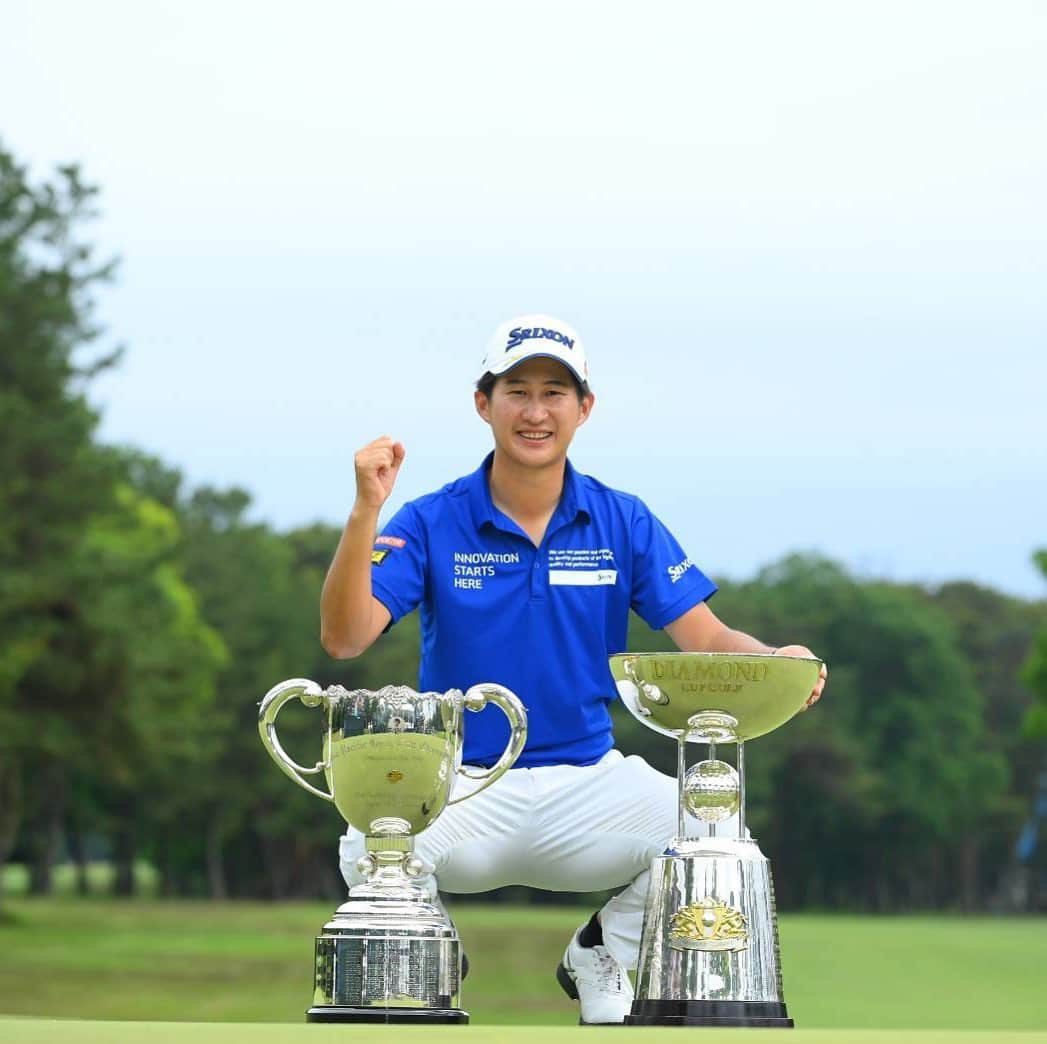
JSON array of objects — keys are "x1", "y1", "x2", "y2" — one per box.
[
  {"x1": 0, "y1": 900, "x2": 1044, "y2": 1030},
  {"x1": 3, "y1": 1025, "x2": 1047, "y2": 1044}
]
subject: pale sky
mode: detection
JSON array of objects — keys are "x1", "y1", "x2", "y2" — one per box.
[{"x1": 4, "y1": 1, "x2": 1046, "y2": 596}]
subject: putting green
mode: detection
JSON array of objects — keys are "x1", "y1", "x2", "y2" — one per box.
[{"x1": 4, "y1": 1022, "x2": 1047, "y2": 1044}]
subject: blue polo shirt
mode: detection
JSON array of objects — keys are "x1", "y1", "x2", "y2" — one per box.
[{"x1": 370, "y1": 454, "x2": 717, "y2": 768}]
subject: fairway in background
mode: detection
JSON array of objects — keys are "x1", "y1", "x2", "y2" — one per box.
[{"x1": 0, "y1": 901, "x2": 1044, "y2": 1030}]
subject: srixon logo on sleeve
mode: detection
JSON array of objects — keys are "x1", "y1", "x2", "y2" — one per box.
[{"x1": 667, "y1": 557, "x2": 694, "y2": 584}]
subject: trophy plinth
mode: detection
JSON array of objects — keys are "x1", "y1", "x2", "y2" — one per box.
[
  {"x1": 260, "y1": 678, "x2": 527, "y2": 1024},
  {"x1": 610, "y1": 652, "x2": 823, "y2": 1029}
]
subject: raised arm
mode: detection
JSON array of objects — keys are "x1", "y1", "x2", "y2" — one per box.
[{"x1": 320, "y1": 436, "x2": 403, "y2": 658}]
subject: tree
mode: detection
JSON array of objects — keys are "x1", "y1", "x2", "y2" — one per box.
[
  {"x1": 1021, "y1": 551, "x2": 1047, "y2": 740},
  {"x1": 731, "y1": 557, "x2": 1009, "y2": 909},
  {"x1": 163, "y1": 491, "x2": 342, "y2": 898},
  {"x1": 9, "y1": 474, "x2": 226, "y2": 897},
  {"x1": 1017, "y1": 551, "x2": 1047, "y2": 909},
  {"x1": 0, "y1": 143, "x2": 119, "y2": 903},
  {"x1": 933, "y1": 578, "x2": 1046, "y2": 903}
]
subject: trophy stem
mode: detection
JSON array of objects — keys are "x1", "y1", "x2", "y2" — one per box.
[
  {"x1": 737, "y1": 741, "x2": 746, "y2": 839},
  {"x1": 707, "y1": 740, "x2": 718, "y2": 839},
  {"x1": 676, "y1": 738, "x2": 687, "y2": 839}
]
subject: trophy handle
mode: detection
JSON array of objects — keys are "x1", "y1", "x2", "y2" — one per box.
[
  {"x1": 449, "y1": 683, "x2": 528, "y2": 805},
  {"x1": 258, "y1": 677, "x2": 335, "y2": 803}
]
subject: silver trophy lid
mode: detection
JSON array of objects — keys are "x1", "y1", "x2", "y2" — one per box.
[{"x1": 609, "y1": 652, "x2": 823, "y2": 742}]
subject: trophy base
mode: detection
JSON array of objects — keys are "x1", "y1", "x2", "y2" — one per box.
[
  {"x1": 631, "y1": 840, "x2": 792, "y2": 1027},
  {"x1": 306, "y1": 1006, "x2": 468, "y2": 1024},
  {"x1": 312, "y1": 893, "x2": 466, "y2": 1015},
  {"x1": 626, "y1": 999, "x2": 793, "y2": 1028}
]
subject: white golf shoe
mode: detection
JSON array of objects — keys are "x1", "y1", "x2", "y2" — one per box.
[{"x1": 555, "y1": 928, "x2": 634, "y2": 1024}]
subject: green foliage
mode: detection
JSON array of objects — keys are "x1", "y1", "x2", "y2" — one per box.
[
  {"x1": 1021, "y1": 551, "x2": 1047, "y2": 739},
  {"x1": 0, "y1": 148, "x2": 223, "y2": 901},
  {"x1": 139, "y1": 484, "x2": 373, "y2": 899},
  {"x1": 0, "y1": 146, "x2": 119, "y2": 683},
  {"x1": 0, "y1": 144, "x2": 124, "y2": 893}
]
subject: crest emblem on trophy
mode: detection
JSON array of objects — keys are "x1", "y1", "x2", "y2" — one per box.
[
  {"x1": 610, "y1": 651, "x2": 824, "y2": 1028},
  {"x1": 259, "y1": 678, "x2": 527, "y2": 1024}
]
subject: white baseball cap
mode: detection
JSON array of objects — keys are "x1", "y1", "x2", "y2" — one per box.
[{"x1": 478, "y1": 313, "x2": 589, "y2": 384}]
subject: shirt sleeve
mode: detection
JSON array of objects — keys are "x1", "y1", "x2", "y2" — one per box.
[
  {"x1": 629, "y1": 499, "x2": 717, "y2": 629},
  {"x1": 369, "y1": 502, "x2": 427, "y2": 625}
]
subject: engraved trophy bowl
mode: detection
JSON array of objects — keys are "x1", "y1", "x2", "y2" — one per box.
[
  {"x1": 259, "y1": 677, "x2": 527, "y2": 1024},
  {"x1": 609, "y1": 652, "x2": 823, "y2": 1029}
]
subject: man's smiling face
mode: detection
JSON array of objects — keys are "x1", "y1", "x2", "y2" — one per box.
[{"x1": 475, "y1": 356, "x2": 594, "y2": 469}]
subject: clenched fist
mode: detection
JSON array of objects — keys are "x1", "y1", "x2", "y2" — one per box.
[{"x1": 354, "y1": 437, "x2": 405, "y2": 510}]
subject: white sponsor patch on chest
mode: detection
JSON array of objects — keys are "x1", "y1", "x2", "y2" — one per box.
[
  {"x1": 547, "y1": 547, "x2": 618, "y2": 587},
  {"x1": 549, "y1": 569, "x2": 618, "y2": 586}
]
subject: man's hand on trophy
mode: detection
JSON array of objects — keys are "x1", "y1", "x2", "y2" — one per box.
[
  {"x1": 354, "y1": 436, "x2": 406, "y2": 509},
  {"x1": 772, "y1": 645, "x2": 827, "y2": 709}
]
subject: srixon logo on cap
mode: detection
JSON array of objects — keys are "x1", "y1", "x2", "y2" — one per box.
[{"x1": 505, "y1": 326, "x2": 575, "y2": 352}]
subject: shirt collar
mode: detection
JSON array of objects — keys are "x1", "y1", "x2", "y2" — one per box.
[{"x1": 466, "y1": 452, "x2": 590, "y2": 533}]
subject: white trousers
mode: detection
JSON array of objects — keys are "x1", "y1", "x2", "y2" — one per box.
[{"x1": 338, "y1": 750, "x2": 742, "y2": 970}]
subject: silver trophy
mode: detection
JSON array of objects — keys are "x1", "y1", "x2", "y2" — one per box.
[
  {"x1": 259, "y1": 678, "x2": 527, "y2": 1024},
  {"x1": 609, "y1": 652, "x2": 823, "y2": 1028}
]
